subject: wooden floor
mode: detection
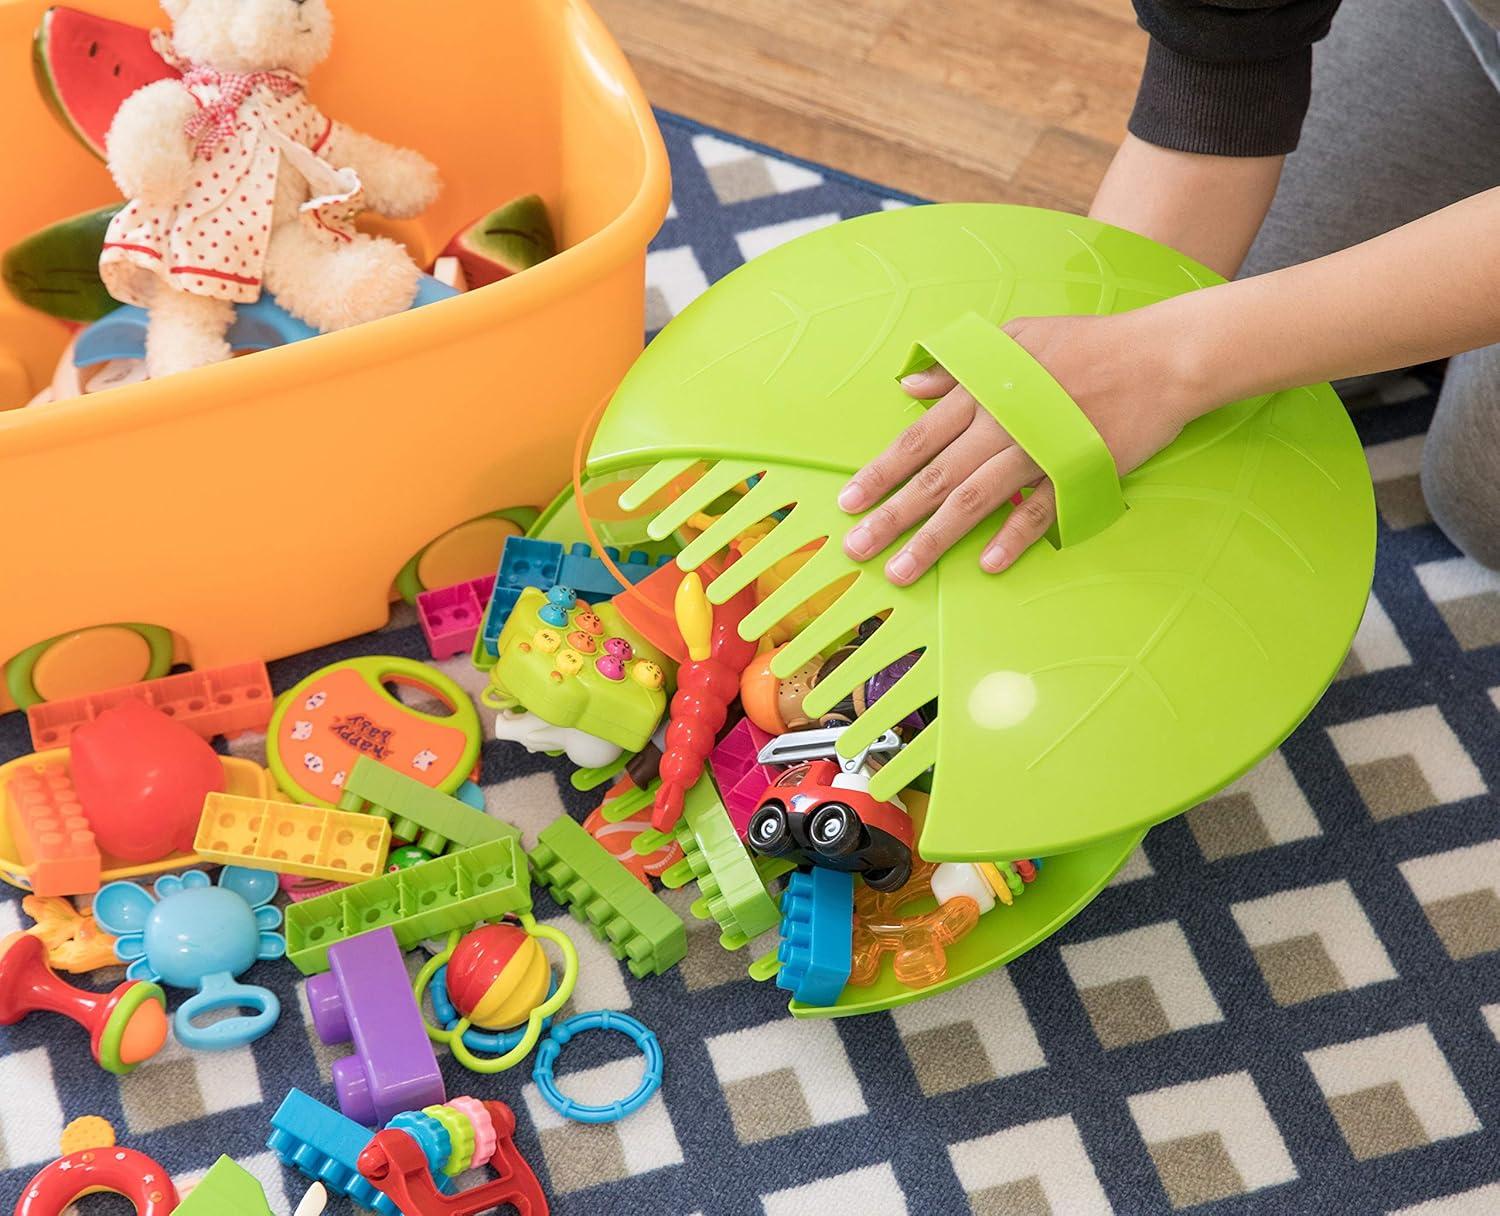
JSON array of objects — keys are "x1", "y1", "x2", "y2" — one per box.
[{"x1": 594, "y1": 0, "x2": 1146, "y2": 213}]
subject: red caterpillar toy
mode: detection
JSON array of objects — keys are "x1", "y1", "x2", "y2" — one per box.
[{"x1": 652, "y1": 565, "x2": 759, "y2": 830}]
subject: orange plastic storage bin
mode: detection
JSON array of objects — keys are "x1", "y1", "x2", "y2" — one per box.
[{"x1": 0, "y1": 0, "x2": 670, "y2": 711}]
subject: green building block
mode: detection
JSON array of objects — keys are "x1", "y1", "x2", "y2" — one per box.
[
  {"x1": 645, "y1": 779, "x2": 780, "y2": 950},
  {"x1": 174, "y1": 1156, "x2": 275, "y2": 1216},
  {"x1": 285, "y1": 837, "x2": 531, "y2": 974},
  {"x1": 529, "y1": 816, "x2": 686, "y2": 978},
  {"x1": 337, "y1": 755, "x2": 518, "y2": 855}
]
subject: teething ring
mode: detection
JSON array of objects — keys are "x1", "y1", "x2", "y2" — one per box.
[
  {"x1": 266, "y1": 655, "x2": 482, "y2": 806},
  {"x1": 16, "y1": 1142, "x2": 178, "y2": 1216},
  {"x1": 430, "y1": 967, "x2": 558, "y2": 1055},
  {"x1": 532, "y1": 1010, "x2": 663, "y2": 1124},
  {"x1": 173, "y1": 976, "x2": 281, "y2": 1051},
  {"x1": 414, "y1": 915, "x2": 577, "y2": 1074}
]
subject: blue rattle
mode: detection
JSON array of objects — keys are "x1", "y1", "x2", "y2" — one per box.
[{"x1": 93, "y1": 867, "x2": 285, "y2": 1051}]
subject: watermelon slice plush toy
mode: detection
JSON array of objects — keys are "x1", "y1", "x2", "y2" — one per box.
[
  {"x1": 33, "y1": 6, "x2": 178, "y2": 160},
  {"x1": 2, "y1": 203, "x2": 123, "y2": 321},
  {"x1": 442, "y1": 194, "x2": 557, "y2": 288}
]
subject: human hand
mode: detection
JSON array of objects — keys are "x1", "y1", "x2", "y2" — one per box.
[{"x1": 838, "y1": 311, "x2": 1205, "y2": 584}]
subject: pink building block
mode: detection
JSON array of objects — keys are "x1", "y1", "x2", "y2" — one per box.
[
  {"x1": 709, "y1": 719, "x2": 778, "y2": 839},
  {"x1": 416, "y1": 576, "x2": 495, "y2": 661}
]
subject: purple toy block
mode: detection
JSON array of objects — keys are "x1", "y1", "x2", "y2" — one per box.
[
  {"x1": 417, "y1": 575, "x2": 495, "y2": 660},
  {"x1": 304, "y1": 926, "x2": 445, "y2": 1126}
]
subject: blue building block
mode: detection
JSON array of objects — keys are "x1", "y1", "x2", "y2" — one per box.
[
  {"x1": 776, "y1": 868, "x2": 854, "y2": 1007},
  {"x1": 474, "y1": 537, "x2": 671, "y2": 668},
  {"x1": 267, "y1": 1088, "x2": 454, "y2": 1215}
]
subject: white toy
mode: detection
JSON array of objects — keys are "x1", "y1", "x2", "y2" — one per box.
[{"x1": 100, "y1": 0, "x2": 441, "y2": 379}]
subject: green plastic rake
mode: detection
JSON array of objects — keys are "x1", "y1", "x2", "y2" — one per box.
[{"x1": 586, "y1": 204, "x2": 1374, "y2": 862}]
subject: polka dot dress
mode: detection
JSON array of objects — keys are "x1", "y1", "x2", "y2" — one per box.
[{"x1": 101, "y1": 36, "x2": 363, "y2": 308}]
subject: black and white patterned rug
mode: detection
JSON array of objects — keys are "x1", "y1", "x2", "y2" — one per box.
[{"x1": 1, "y1": 112, "x2": 1498, "y2": 1216}]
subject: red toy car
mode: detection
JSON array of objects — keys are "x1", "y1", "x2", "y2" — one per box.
[{"x1": 747, "y1": 758, "x2": 914, "y2": 892}]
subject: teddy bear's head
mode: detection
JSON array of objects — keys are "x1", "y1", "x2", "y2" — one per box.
[{"x1": 161, "y1": 0, "x2": 334, "y2": 76}]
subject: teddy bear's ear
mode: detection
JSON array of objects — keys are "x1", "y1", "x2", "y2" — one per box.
[{"x1": 160, "y1": 0, "x2": 189, "y2": 19}]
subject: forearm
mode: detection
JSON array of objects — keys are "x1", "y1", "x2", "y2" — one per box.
[
  {"x1": 1146, "y1": 186, "x2": 1500, "y2": 412},
  {"x1": 1090, "y1": 134, "x2": 1283, "y2": 279}
]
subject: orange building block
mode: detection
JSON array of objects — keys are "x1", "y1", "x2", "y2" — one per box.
[
  {"x1": 27, "y1": 662, "x2": 274, "y2": 751},
  {"x1": 4, "y1": 763, "x2": 101, "y2": 895},
  {"x1": 195, "y1": 793, "x2": 390, "y2": 883}
]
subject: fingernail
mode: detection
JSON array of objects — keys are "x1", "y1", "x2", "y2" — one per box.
[
  {"x1": 888, "y1": 550, "x2": 918, "y2": 583},
  {"x1": 899, "y1": 372, "x2": 929, "y2": 389},
  {"x1": 845, "y1": 524, "x2": 873, "y2": 557},
  {"x1": 838, "y1": 482, "x2": 864, "y2": 511},
  {"x1": 981, "y1": 544, "x2": 1008, "y2": 573}
]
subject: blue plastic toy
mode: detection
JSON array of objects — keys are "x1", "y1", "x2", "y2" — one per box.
[
  {"x1": 531, "y1": 1010, "x2": 664, "y2": 1124},
  {"x1": 73, "y1": 276, "x2": 459, "y2": 368},
  {"x1": 476, "y1": 537, "x2": 671, "y2": 664},
  {"x1": 93, "y1": 867, "x2": 285, "y2": 1051},
  {"x1": 776, "y1": 868, "x2": 854, "y2": 1007},
  {"x1": 537, "y1": 585, "x2": 578, "y2": 628}
]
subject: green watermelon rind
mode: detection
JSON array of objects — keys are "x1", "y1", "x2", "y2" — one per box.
[{"x1": 2, "y1": 204, "x2": 123, "y2": 322}]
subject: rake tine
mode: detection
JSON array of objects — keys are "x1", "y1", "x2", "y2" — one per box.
[
  {"x1": 647, "y1": 459, "x2": 764, "y2": 540},
  {"x1": 617, "y1": 457, "x2": 700, "y2": 511},
  {"x1": 676, "y1": 471, "x2": 795, "y2": 570},
  {"x1": 867, "y1": 727, "x2": 938, "y2": 802},
  {"x1": 799, "y1": 610, "x2": 926, "y2": 720},
  {"x1": 836, "y1": 651, "x2": 937, "y2": 756}
]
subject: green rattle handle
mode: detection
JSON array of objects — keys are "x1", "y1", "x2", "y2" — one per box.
[{"x1": 900, "y1": 312, "x2": 1127, "y2": 549}]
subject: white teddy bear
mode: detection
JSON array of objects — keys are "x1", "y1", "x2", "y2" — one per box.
[{"x1": 100, "y1": 0, "x2": 441, "y2": 378}]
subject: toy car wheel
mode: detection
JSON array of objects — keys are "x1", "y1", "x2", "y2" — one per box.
[
  {"x1": 807, "y1": 802, "x2": 863, "y2": 859},
  {"x1": 747, "y1": 801, "x2": 795, "y2": 858},
  {"x1": 862, "y1": 855, "x2": 912, "y2": 893}
]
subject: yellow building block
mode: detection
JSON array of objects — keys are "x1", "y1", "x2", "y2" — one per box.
[{"x1": 195, "y1": 793, "x2": 390, "y2": 883}]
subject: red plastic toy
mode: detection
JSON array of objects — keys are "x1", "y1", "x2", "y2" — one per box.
[
  {"x1": 69, "y1": 698, "x2": 224, "y2": 863},
  {"x1": 652, "y1": 565, "x2": 759, "y2": 831},
  {"x1": 13, "y1": 1120, "x2": 179, "y2": 1216},
  {"x1": 0, "y1": 931, "x2": 168, "y2": 1075},
  {"x1": 748, "y1": 758, "x2": 916, "y2": 892},
  {"x1": 357, "y1": 1099, "x2": 548, "y2": 1215}
]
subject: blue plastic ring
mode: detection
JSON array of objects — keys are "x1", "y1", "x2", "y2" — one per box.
[
  {"x1": 531, "y1": 1010, "x2": 663, "y2": 1125},
  {"x1": 430, "y1": 965, "x2": 557, "y2": 1055}
]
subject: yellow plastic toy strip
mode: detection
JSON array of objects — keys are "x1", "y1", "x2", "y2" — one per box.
[{"x1": 194, "y1": 792, "x2": 391, "y2": 883}]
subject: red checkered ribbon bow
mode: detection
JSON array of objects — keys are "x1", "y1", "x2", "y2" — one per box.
[{"x1": 182, "y1": 64, "x2": 302, "y2": 153}]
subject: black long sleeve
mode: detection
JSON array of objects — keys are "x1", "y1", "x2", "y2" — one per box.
[{"x1": 1129, "y1": 0, "x2": 1344, "y2": 156}]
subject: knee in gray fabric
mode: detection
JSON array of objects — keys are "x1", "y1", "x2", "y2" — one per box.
[{"x1": 1420, "y1": 367, "x2": 1500, "y2": 570}]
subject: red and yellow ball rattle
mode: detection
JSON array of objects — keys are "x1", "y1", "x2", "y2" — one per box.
[{"x1": 446, "y1": 922, "x2": 552, "y2": 1030}]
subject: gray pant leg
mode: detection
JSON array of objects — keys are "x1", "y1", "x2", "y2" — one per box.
[
  {"x1": 1241, "y1": 0, "x2": 1500, "y2": 276},
  {"x1": 1423, "y1": 350, "x2": 1500, "y2": 568},
  {"x1": 1238, "y1": 0, "x2": 1500, "y2": 569}
]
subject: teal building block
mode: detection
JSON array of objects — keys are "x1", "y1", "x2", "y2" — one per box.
[
  {"x1": 284, "y1": 837, "x2": 531, "y2": 974},
  {"x1": 267, "y1": 1088, "x2": 395, "y2": 1216},
  {"x1": 528, "y1": 816, "x2": 686, "y2": 978},
  {"x1": 337, "y1": 755, "x2": 518, "y2": 855},
  {"x1": 776, "y1": 868, "x2": 853, "y2": 1006}
]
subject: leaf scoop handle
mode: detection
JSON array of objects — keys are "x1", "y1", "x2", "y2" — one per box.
[{"x1": 900, "y1": 312, "x2": 1127, "y2": 549}]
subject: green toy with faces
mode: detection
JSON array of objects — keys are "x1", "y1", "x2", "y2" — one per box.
[{"x1": 481, "y1": 586, "x2": 674, "y2": 769}]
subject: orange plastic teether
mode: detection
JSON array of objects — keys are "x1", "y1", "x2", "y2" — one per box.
[{"x1": 848, "y1": 861, "x2": 980, "y2": 990}]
